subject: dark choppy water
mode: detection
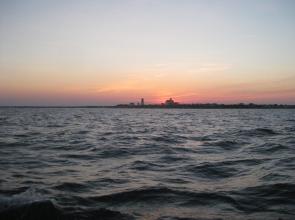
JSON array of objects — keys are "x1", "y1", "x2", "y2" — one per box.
[{"x1": 0, "y1": 108, "x2": 295, "y2": 220}]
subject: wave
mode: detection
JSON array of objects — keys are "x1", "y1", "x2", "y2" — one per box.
[
  {"x1": 274, "y1": 157, "x2": 295, "y2": 168},
  {"x1": 253, "y1": 143, "x2": 290, "y2": 154},
  {"x1": 202, "y1": 140, "x2": 241, "y2": 150},
  {"x1": 0, "y1": 140, "x2": 30, "y2": 147},
  {"x1": 190, "y1": 136, "x2": 214, "y2": 142},
  {"x1": 231, "y1": 183, "x2": 295, "y2": 214},
  {"x1": 159, "y1": 154, "x2": 192, "y2": 163},
  {"x1": 181, "y1": 158, "x2": 267, "y2": 180},
  {"x1": 221, "y1": 158, "x2": 268, "y2": 166},
  {"x1": 261, "y1": 173, "x2": 290, "y2": 181},
  {"x1": 63, "y1": 153, "x2": 96, "y2": 160},
  {"x1": 88, "y1": 186, "x2": 278, "y2": 214},
  {"x1": 89, "y1": 187, "x2": 234, "y2": 205},
  {"x1": 238, "y1": 183, "x2": 295, "y2": 199},
  {"x1": 54, "y1": 182, "x2": 87, "y2": 192},
  {"x1": 130, "y1": 160, "x2": 163, "y2": 171},
  {"x1": 0, "y1": 200, "x2": 134, "y2": 220},
  {"x1": 0, "y1": 116, "x2": 7, "y2": 121},
  {"x1": 98, "y1": 148, "x2": 132, "y2": 158},
  {"x1": 284, "y1": 126, "x2": 295, "y2": 132},
  {"x1": 88, "y1": 186, "x2": 246, "y2": 213},
  {"x1": 0, "y1": 187, "x2": 29, "y2": 198},
  {"x1": 117, "y1": 135, "x2": 141, "y2": 141},
  {"x1": 0, "y1": 187, "x2": 45, "y2": 211},
  {"x1": 239, "y1": 128, "x2": 278, "y2": 136},
  {"x1": 157, "y1": 217, "x2": 224, "y2": 220},
  {"x1": 183, "y1": 163, "x2": 239, "y2": 179},
  {"x1": 1, "y1": 185, "x2": 294, "y2": 219},
  {"x1": 152, "y1": 135, "x2": 187, "y2": 144}
]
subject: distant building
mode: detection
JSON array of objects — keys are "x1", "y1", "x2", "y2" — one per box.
[
  {"x1": 141, "y1": 98, "x2": 144, "y2": 106},
  {"x1": 165, "y1": 98, "x2": 178, "y2": 106}
]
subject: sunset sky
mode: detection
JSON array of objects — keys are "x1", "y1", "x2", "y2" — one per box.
[{"x1": 1, "y1": 0, "x2": 295, "y2": 105}]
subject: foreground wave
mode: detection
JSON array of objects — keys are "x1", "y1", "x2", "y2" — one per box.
[{"x1": 0, "y1": 200, "x2": 134, "y2": 220}]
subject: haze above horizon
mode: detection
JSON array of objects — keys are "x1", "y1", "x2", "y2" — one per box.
[{"x1": 1, "y1": 0, "x2": 295, "y2": 106}]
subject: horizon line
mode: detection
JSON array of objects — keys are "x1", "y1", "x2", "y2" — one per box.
[{"x1": 1, "y1": 102, "x2": 295, "y2": 108}]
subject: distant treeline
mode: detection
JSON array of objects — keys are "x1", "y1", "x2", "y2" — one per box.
[
  {"x1": 1, "y1": 104, "x2": 295, "y2": 109},
  {"x1": 115, "y1": 103, "x2": 295, "y2": 109}
]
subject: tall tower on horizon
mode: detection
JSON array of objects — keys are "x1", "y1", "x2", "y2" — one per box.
[{"x1": 141, "y1": 98, "x2": 144, "y2": 106}]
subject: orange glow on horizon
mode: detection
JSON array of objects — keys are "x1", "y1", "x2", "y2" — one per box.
[{"x1": 1, "y1": 70, "x2": 295, "y2": 105}]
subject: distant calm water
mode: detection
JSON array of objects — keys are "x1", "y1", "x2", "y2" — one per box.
[{"x1": 0, "y1": 108, "x2": 295, "y2": 220}]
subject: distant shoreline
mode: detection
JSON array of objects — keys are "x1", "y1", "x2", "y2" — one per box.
[{"x1": 1, "y1": 104, "x2": 295, "y2": 109}]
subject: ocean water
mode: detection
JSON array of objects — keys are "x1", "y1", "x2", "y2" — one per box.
[{"x1": 0, "y1": 108, "x2": 295, "y2": 220}]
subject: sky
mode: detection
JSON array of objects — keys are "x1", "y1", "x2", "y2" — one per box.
[{"x1": 0, "y1": 0, "x2": 295, "y2": 105}]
